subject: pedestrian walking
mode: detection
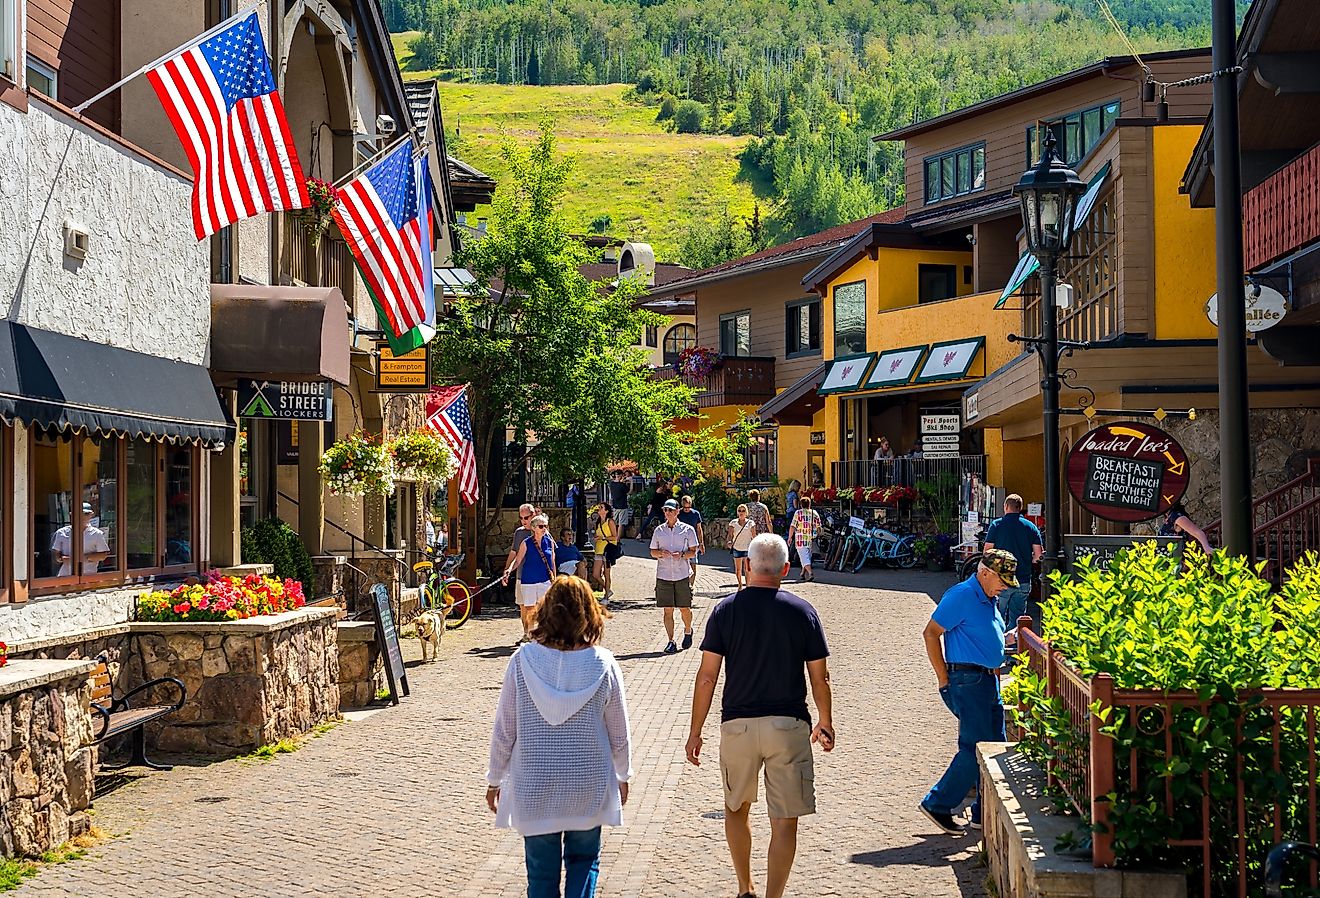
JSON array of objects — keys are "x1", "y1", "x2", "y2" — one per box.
[
  {"x1": 487, "y1": 576, "x2": 633, "y2": 898},
  {"x1": 785, "y1": 480, "x2": 801, "y2": 520},
  {"x1": 607, "y1": 472, "x2": 631, "y2": 530},
  {"x1": 1158, "y1": 501, "x2": 1213, "y2": 555},
  {"x1": 636, "y1": 477, "x2": 672, "y2": 540},
  {"x1": 918, "y1": 548, "x2": 1014, "y2": 836},
  {"x1": 786, "y1": 496, "x2": 822, "y2": 582},
  {"x1": 745, "y1": 488, "x2": 774, "y2": 536},
  {"x1": 591, "y1": 503, "x2": 621, "y2": 601},
  {"x1": 982, "y1": 494, "x2": 1043, "y2": 634},
  {"x1": 727, "y1": 504, "x2": 757, "y2": 590},
  {"x1": 557, "y1": 528, "x2": 586, "y2": 578},
  {"x1": 504, "y1": 503, "x2": 537, "y2": 603},
  {"x1": 678, "y1": 494, "x2": 705, "y2": 588},
  {"x1": 686, "y1": 534, "x2": 834, "y2": 898},
  {"x1": 504, "y1": 514, "x2": 557, "y2": 644},
  {"x1": 650, "y1": 498, "x2": 699, "y2": 654}
]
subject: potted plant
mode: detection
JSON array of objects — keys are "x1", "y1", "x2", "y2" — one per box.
[
  {"x1": 676, "y1": 346, "x2": 721, "y2": 379},
  {"x1": 300, "y1": 176, "x2": 337, "y2": 246},
  {"x1": 388, "y1": 429, "x2": 457, "y2": 484},
  {"x1": 912, "y1": 535, "x2": 941, "y2": 571},
  {"x1": 318, "y1": 430, "x2": 395, "y2": 496}
]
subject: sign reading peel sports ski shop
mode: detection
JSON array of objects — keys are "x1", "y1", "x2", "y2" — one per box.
[{"x1": 1065, "y1": 421, "x2": 1189, "y2": 523}]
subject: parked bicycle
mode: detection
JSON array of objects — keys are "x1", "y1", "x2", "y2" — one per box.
[
  {"x1": 412, "y1": 551, "x2": 475, "y2": 629},
  {"x1": 849, "y1": 521, "x2": 918, "y2": 572},
  {"x1": 954, "y1": 524, "x2": 987, "y2": 580},
  {"x1": 1266, "y1": 840, "x2": 1320, "y2": 897}
]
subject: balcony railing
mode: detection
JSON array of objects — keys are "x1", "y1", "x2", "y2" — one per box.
[
  {"x1": 1021, "y1": 182, "x2": 1120, "y2": 344},
  {"x1": 279, "y1": 214, "x2": 356, "y2": 300},
  {"x1": 831, "y1": 455, "x2": 986, "y2": 491},
  {"x1": 1244, "y1": 140, "x2": 1320, "y2": 271},
  {"x1": 652, "y1": 356, "x2": 776, "y2": 408}
]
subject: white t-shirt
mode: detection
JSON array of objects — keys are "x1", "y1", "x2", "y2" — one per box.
[{"x1": 51, "y1": 524, "x2": 111, "y2": 576}]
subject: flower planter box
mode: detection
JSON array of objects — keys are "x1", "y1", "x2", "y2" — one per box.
[{"x1": 123, "y1": 608, "x2": 339, "y2": 756}]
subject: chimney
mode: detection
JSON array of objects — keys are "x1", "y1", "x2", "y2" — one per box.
[{"x1": 477, "y1": 218, "x2": 488, "y2": 234}]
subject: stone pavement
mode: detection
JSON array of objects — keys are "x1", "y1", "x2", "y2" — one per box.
[{"x1": 17, "y1": 547, "x2": 989, "y2": 898}]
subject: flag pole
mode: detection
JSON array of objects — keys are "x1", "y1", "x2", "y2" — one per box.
[
  {"x1": 72, "y1": 0, "x2": 265, "y2": 114},
  {"x1": 332, "y1": 132, "x2": 417, "y2": 189}
]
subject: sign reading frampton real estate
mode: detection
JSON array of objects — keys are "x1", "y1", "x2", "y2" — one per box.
[
  {"x1": 1065, "y1": 421, "x2": 1189, "y2": 523},
  {"x1": 237, "y1": 380, "x2": 332, "y2": 421}
]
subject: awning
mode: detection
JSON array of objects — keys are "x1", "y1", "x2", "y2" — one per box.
[
  {"x1": 210, "y1": 285, "x2": 351, "y2": 386},
  {"x1": 817, "y1": 353, "x2": 876, "y2": 395},
  {"x1": 914, "y1": 337, "x2": 985, "y2": 384},
  {"x1": 996, "y1": 251, "x2": 1040, "y2": 308},
  {"x1": 0, "y1": 322, "x2": 230, "y2": 446},
  {"x1": 434, "y1": 266, "x2": 477, "y2": 297},
  {"x1": 863, "y1": 345, "x2": 927, "y2": 389},
  {"x1": 757, "y1": 362, "x2": 829, "y2": 426}
]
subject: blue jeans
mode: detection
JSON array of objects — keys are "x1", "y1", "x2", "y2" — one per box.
[
  {"x1": 997, "y1": 585, "x2": 1031, "y2": 631},
  {"x1": 524, "y1": 828, "x2": 601, "y2": 898},
  {"x1": 925, "y1": 668, "x2": 1005, "y2": 821}
]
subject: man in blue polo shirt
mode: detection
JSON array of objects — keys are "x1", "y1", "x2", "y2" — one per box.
[
  {"x1": 918, "y1": 548, "x2": 1016, "y2": 836},
  {"x1": 983, "y1": 493, "x2": 1043, "y2": 633}
]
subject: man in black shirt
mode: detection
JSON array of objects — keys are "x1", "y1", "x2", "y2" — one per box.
[{"x1": 686, "y1": 534, "x2": 835, "y2": 898}]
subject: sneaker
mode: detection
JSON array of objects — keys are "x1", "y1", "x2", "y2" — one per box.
[
  {"x1": 968, "y1": 818, "x2": 983, "y2": 831},
  {"x1": 919, "y1": 802, "x2": 965, "y2": 836},
  {"x1": 663, "y1": 640, "x2": 678, "y2": 655},
  {"x1": 681, "y1": 631, "x2": 693, "y2": 650}
]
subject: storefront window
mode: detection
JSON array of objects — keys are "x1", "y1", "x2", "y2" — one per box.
[
  {"x1": 126, "y1": 439, "x2": 157, "y2": 570},
  {"x1": 31, "y1": 427, "x2": 75, "y2": 580},
  {"x1": 165, "y1": 445, "x2": 194, "y2": 566},
  {"x1": 85, "y1": 437, "x2": 119, "y2": 574}
]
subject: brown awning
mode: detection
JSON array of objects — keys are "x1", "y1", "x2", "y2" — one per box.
[
  {"x1": 209, "y1": 285, "x2": 352, "y2": 386},
  {"x1": 757, "y1": 362, "x2": 829, "y2": 426}
]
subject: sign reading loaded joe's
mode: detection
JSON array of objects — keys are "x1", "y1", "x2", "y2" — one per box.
[{"x1": 1065, "y1": 421, "x2": 1189, "y2": 523}]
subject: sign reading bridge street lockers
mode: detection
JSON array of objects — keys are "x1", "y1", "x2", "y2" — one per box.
[
  {"x1": 237, "y1": 380, "x2": 332, "y2": 421},
  {"x1": 1065, "y1": 421, "x2": 1189, "y2": 523}
]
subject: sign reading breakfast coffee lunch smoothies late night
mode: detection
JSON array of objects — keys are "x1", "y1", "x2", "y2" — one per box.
[{"x1": 1065, "y1": 421, "x2": 1189, "y2": 523}]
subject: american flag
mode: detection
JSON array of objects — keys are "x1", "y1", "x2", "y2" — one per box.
[
  {"x1": 426, "y1": 385, "x2": 480, "y2": 506},
  {"x1": 147, "y1": 11, "x2": 309, "y2": 240},
  {"x1": 333, "y1": 142, "x2": 434, "y2": 340}
]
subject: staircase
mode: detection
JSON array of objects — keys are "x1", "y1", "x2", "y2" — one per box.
[{"x1": 1204, "y1": 459, "x2": 1320, "y2": 588}]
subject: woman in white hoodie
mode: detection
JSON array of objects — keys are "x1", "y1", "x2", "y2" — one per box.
[{"x1": 487, "y1": 576, "x2": 633, "y2": 898}]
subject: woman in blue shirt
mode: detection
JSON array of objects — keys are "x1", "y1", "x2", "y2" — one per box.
[
  {"x1": 504, "y1": 514, "x2": 557, "y2": 643},
  {"x1": 556, "y1": 528, "x2": 586, "y2": 578}
]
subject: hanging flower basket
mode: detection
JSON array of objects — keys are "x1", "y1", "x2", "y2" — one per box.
[
  {"x1": 676, "y1": 346, "x2": 721, "y2": 379},
  {"x1": 389, "y1": 429, "x2": 457, "y2": 484},
  {"x1": 300, "y1": 176, "x2": 337, "y2": 246},
  {"x1": 318, "y1": 430, "x2": 395, "y2": 497}
]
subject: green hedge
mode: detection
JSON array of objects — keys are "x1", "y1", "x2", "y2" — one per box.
[{"x1": 240, "y1": 518, "x2": 314, "y2": 597}]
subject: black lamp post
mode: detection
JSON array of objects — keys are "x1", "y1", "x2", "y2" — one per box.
[{"x1": 1013, "y1": 132, "x2": 1086, "y2": 593}]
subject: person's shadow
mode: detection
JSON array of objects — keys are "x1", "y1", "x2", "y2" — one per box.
[{"x1": 848, "y1": 836, "x2": 989, "y2": 897}]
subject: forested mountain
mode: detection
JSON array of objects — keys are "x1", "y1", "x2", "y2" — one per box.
[{"x1": 393, "y1": 0, "x2": 1243, "y2": 261}]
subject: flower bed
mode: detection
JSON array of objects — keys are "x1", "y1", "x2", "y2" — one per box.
[
  {"x1": 802, "y1": 485, "x2": 916, "y2": 506},
  {"x1": 137, "y1": 572, "x2": 306, "y2": 623}
]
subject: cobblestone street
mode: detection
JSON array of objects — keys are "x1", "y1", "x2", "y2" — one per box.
[{"x1": 18, "y1": 550, "x2": 989, "y2": 898}]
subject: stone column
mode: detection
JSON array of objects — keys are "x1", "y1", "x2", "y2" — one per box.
[
  {"x1": 298, "y1": 419, "x2": 325, "y2": 556},
  {"x1": 209, "y1": 392, "x2": 241, "y2": 567}
]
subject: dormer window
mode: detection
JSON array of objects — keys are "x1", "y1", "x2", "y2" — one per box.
[{"x1": 923, "y1": 143, "x2": 985, "y2": 204}]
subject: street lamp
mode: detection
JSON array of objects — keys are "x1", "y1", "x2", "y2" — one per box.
[{"x1": 1014, "y1": 131, "x2": 1086, "y2": 595}]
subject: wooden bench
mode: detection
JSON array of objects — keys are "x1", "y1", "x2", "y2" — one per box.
[{"x1": 89, "y1": 657, "x2": 186, "y2": 771}]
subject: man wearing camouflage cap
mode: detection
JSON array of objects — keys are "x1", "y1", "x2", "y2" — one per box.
[{"x1": 918, "y1": 548, "x2": 1015, "y2": 836}]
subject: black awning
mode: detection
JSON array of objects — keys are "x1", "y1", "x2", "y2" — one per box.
[{"x1": 0, "y1": 322, "x2": 230, "y2": 446}]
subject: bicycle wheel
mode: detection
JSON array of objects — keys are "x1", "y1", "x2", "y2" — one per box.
[
  {"x1": 441, "y1": 579, "x2": 474, "y2": 628},
  {"x1": 894, "y1": 535, "x2": 919, "y2": 569},
  {"x1": 960, "y1": 553, "x2": 982, "y2": 580},
  {"x1": 839, "y1": 540, "x2": 858, "y2": 572},
  {"x1": 850, "y1": 540, "x2": 870, "y2": 573}
]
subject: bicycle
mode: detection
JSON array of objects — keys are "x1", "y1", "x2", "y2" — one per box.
[
  {"x1": 412, "y1": 551, "x2": 475, "y2": 629},
  {"x1": 850, "y1": 522, "x2": 918, "y2": 572}
]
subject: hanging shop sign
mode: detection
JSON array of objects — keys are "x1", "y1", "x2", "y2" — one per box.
[
  {"x1": 375, "y1": 341, "x2": 431, "y2": 392},
  {"x1": 810, "y1": 431, "x2": 826, "y2": 445},
  {"x1": 1065, "y1": 421, "x2": 1189, "y2": 523},
  {"x1": 818, "y1": 353, "x2": 875, "y2": 395},
  {"x1": 921, "y1": 413, "x2": 961, "y2": 435},
  {"x1": 1204, "y1": 283, "x2": 1288, "y2": 333},
  {"x1": 237, "y1": 379, "x2": 332, "y2": 421}
]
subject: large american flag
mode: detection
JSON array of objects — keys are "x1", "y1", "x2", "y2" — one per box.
[
  {"x1": 147, "y1": 11, "x2": 309, "y2": 239},
  {"x1": 333, "y1": 142, "x2": 434, "y2": 340},
  {"x1": 427, "y1": 385, "x2": 480, "y2": 506}
]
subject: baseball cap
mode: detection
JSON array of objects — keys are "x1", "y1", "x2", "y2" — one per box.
[
  {"x1": 82, "y1": 503, "x2": 94, "y2": 515},
  {"x1": 663, "y1": 499, "x2": 680, "y2": 510},
  {"x1": 980, "y1": 548, "x2": 1019, "y2": 588}
]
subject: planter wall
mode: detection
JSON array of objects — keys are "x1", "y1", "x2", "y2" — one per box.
[
  {"x1": 336, "y1": 621, "x2": 383, "y2": 710},
  {"x1": 123, "y1": 608, "x2": 339, "y2": 756}
]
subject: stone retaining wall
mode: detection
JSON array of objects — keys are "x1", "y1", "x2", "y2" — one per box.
[
  {"x1": 336, "y1": 621, "x2": 383, "y2": 709},
  {"x1": 123, "y1": 608, "x2": 340, "y2": 756},
  {"x1": 0, "y1": 659, "x2": 97, "y2": 858}
]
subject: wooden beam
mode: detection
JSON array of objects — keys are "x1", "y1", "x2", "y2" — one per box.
[{"x1": 1253, "y1": 53, "x2": 1320, "y2": 95}]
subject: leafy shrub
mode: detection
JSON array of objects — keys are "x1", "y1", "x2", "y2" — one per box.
[
  {"x1": 1013, "y1": 544, "x2": 1320, "y2": 887},
  {"x1": 241, "y1": 518, "x2": 314, "y2": 596},
  {"x1": 408, "y1": 32, "x2": 441, "y2": 71},
  {"x1": 673, "y1": 100, "x2": 706, "y2": 134},
  {"x1": 693, "y1": 476, "x2": 732, "y2": 521},
  {"x1": 655, "y1": 93, "x2": 677, "y2": 121}
]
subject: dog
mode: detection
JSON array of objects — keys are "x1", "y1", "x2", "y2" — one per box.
[{"x1": 414, "y1": 607, "x2": 447, "y2": 662}]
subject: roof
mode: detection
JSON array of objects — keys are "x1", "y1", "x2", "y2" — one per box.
[
  {"x1": 403, "y1": 81, "x2": 435, "y2": 129},
  {"x1": 578, "y1": 261, "x2": 692, "y2": 287},
  {"x1": 874, "y1": 47, "x2": 1210, "y2": 143},
  {"x1": 757, "y1": 362, "x2": 829, "y2": 426},
  {"x1": 800, "y1": 220, "x2": 968, "y2": 293},
  {"x1": 649, "y1": 207, "x2": 908, "y2": 297}
]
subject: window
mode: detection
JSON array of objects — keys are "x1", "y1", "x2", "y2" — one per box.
[
  {"x1": 741, "y1": 431, "x2": 778, "y2": 483},
  {"x1": 918, "y1": 265, "x2": 958, "y2": 304},
  {"x1": 644, "y1": 325, "x2": 658, "y2": 348},
  {"x1": 1027, "y1": 99, "x2": 1121, "y2": 167},
  {"x1": 0, "y1": 0, "x2": 16, "y2": 83},
  {"x1": 25, "y1": 57, "x2": 56, "y2": 97},
  {"x1": 662, "y1": 323, "x2": 696, "y2": 365},
  {"x1": 126, "y1": 439, "x2": 158, "y2": 569},
  {"x1": 785, "y1": 298, "x2": 821, "y2": 357},
  {"x1": 719, "y1": 311, "x2": 750, "y2": 357},
  {"x1": 923, "y1": 143, "x2": 986, "y2": 204},
  {"x1": 832, "y1": 281, "x2": 866, "y2": 356},
  {"x1": 32, "y1": 428, "x2": 75, "y2": 580}
]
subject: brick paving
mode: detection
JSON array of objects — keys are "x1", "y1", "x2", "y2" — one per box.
[{"x1": 17, "y1": 548, "x2": 989, "y2": 898}]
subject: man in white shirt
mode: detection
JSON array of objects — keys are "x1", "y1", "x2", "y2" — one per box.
[
  {"x1": 650, "y1": 499, "x2": 699, "y2": 655},
  {"x1": 51, "y1": 503, "x2": 110, "y2": 576}
]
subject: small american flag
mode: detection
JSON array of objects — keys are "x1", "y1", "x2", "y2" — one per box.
[
  {"x1": 147, "y1": 11, "x2": 309, "y2": 239},
  {"x1": 333, "y1": 143, "x2": 434, "y2": 340},
  {"x1": 427, "y1": 385, "x2": 480, "y2": 506}
]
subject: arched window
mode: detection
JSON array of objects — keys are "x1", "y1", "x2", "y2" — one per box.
[{"x1": 662, "y1": 324, "x2": 696, "y2": 365}]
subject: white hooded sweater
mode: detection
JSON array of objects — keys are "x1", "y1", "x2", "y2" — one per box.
[{"x1": 486, "y1": 642, "x2": 633, "y2": 836}]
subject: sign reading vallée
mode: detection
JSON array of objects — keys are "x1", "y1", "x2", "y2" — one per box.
[{"x1": 1065, "y1": 421, "x2": 1189, "y2": 523}]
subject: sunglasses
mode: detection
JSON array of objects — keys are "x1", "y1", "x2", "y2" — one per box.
[
  {"x1": 533, "y1": 524, "x2": 547, "y2": 530},
  {"x1": 520, "y1": 514, "x2": 532, "y2": 521}
]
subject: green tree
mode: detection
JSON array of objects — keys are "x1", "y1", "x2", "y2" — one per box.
[
  {"x1": 655, "y1": 94, "x2": 678, "y2": 122},
  {"x1": 673, "y1": 100, "x2": 706, "y2": 134},
  {"x1": 679, "y1": 207, "x2": 767, "y2": 269},
  {"x1": 526, "y1": 44, "x2": 541, "y2": 85},
  {"x1": 408, "y1": 31, "x2": 441, "y2": 71},
  {"x1": 436, "y1": 123, "x2": 742, "y2": 546}
]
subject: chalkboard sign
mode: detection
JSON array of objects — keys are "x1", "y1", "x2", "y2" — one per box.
[
  {"x1": 370, "y1": 584, "x2": 409, "y2": 704},
  {"x1": 1066, "y1": 422, "x2": 1190, "y2": 523},
  {"x1": 1064, "y1": 535, "x2": 1184, "y2": 571}
]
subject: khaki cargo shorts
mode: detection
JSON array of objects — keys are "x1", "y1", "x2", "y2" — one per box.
[
  {"x1": 719, "y1": 716, "x2": 816, "y2": 819},
  {"x1": 655, "y1": 578, "x2": 693, "y2": 608}
]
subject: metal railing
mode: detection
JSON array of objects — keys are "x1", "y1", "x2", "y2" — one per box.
[
  {"x1": 831, "y1": 455, "x2": 985, "y2": 490},
  {"x1": 651, "y1": 356, "x2": 776, "y2": 408},
  {"x1": 1016, "y1": 623, "x2": 1320, "y2": 896},
  {"x1": 1205, "y1": 460, "x2": 1320, "y2": 588}
]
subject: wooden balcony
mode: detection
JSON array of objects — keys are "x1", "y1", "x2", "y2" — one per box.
[
  {"x1": 278, "y1": 214, "x2": 356, "y2": 301},
  {"x1": 1244, "y1": 141, "x2": 1320, "y2": 271},
  {"x1": 652, "y1": 356, "x2": 776, "y2": 408}
]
